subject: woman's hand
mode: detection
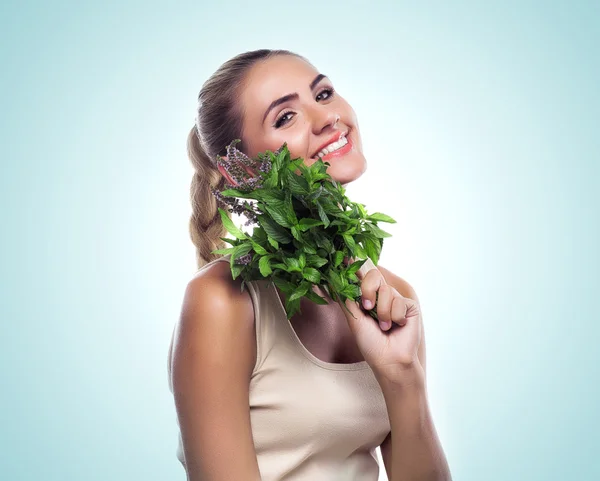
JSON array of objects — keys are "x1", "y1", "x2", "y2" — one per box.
[{"x1": 337, "y1": 257, "x2": 424, "y2": 385}]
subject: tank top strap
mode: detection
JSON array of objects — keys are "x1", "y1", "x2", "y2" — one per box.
[{"x1": 198, "y1": 255, "x2": 266, "y2": 375}]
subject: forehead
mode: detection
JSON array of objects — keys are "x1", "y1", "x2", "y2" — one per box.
[{"x1": 240, "y1": 55, "x2": 319, "y2": 117}]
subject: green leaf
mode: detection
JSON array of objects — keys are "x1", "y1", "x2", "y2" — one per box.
[
  {"x1": 287, "y1": 170, "x2": 310, "y2": 195},
  {"x1": 284, "y1": 297, "x2": 301, "y2": 319},
  {"x1": 333, "y1": 250, "x2": 344, "y2": 268},
  {"x1": 276, "y1": 148, "x2": 287, "y2": 167},
  {"x1": 289, "y1": 281, "x2": 310, "y2": 302},
  {"x1": 211, "y1": 246, "x2": 236, "y2": 255},
  {"x1": 314, "y1": 233, "x2": 333, "y2": 253},
  {"x1": 354, "y1": 243, "x2": 368, "y2": 260},
  {"x1": 250, "y1": 239, "x2": 268, "y2": 255},
  {"x1": 296, "y1": 162, "x2": 313, "y2": 185},
  {"x1": 342, "y1": 284, "x2": 361, "y2": 299},
  {"x1": 364, "y1": 237, "x2": 380, "y2": 265},
  {"x1": 302, "y1": 267, "x2": 321, "y2": 283},
  {"x1": 367, "y1": 212, "x2": 397, "y2": 223},
  {"x1": 298, "y1": 252, "x2": 306, "y2": 270},
  {"x1": 259, "y1": 255, "x2": 273, "y2": 277},
  {"x1": 327, "y1": 270, "x2": 343, "y2": 291},
  {"x1": 366, "y1": 223, "x2": 392, "y2": 238},
  {"x1": 304, "y1": 289, "x2": 328, "y2": 305},
  {"x1": 298, "y1": 218, "x2": 324, "y2": 232},
  {"x1": 272, "y1": 276, "x2": 296, "y2": 292},
  {"x1": 220, "y1": 188, "x2": 260, "y2": 200},
  {"x1": 357, "y1": 203, "x2": 367, "y2": 218},
  {"x1": 263, "y1": 203, "x2": 293, "y2": 228},
  {"x1": 345, "y1": 258, "x2": 367, "y2": 276},
  {"x1": 231, "y1": 242, "x2": 253, "y2": 263},
  {"x1": 291, "y1": 225, "x2": 302, "y2": 241},
  {"x1": 316, "y1": 202, "x2": 330, "y2": 228},
  {"x1": 218, "y1": 208, "x2": 247, "y2": 240},
  {"x1": 231, "y1": 263, "x2": 244, "y2": 280},
  {"x1": 283, "y1": 257, "x2": 302, "y2": 273},
  {"x1": 306, "y1": 254, "x2": 328, "y2": 268},
  {"x1": 219, "y1": 237, "x2": 238, "y2": 247},
  {"x1": 257, "y1": 191, "x2": 285, "y2": 204},
  {"x1": 267, "y1": 236, "x2": 279, "y2": 249},
  {"x1": 258, "y1": 215, "x2": 292, "y2": 244},
  {"x1": 342, "y1": 234, "x2": 356, "y2": 251},
  {"x1": 283, "y1": 191, "x2": 298, "y2": 225}
]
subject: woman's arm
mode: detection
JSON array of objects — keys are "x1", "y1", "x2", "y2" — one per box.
[
  {"x1": 378, "y1": 367, "x2": 451, "y2": 481},
  {"x1": 376, "y1": 267, "x2": 452, "y2": 481},
  {"x1": 170, "y1": 263, "x2": 262, "y2": 481}
]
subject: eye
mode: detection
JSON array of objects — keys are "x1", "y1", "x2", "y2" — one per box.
[
  {"x1": 316, "y1": 87, "x2": 335, "y2": 102},
  {"x1": 272, "y1": 87, "x2": 336, "y2": 129},
  {"x1": 274, "y1": 110, "x2": 294, "y2": 128}
]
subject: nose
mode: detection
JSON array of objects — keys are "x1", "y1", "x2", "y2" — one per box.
[{"x1": 309, "y1": 105, "x2": 341, "y2": 134}]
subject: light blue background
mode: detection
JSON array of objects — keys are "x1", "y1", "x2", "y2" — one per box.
[{"x1": 1, "y1": 1, "x2": 598, "y2": 480}]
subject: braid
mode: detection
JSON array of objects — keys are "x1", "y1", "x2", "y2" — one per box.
[{"x1": 187, "y1": 126, "x2": 230, "y2": 269}]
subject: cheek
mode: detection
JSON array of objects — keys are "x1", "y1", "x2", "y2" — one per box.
[{"x1": 268, "y1": 125, "x2": 310, "y2": 160}]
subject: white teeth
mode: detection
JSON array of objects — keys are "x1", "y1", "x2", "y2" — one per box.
[{"x1": 316, "y1": 135, "x2": 348, "y2": 158}]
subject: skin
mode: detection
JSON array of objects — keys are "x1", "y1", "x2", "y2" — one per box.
[
  {"x1": 215, "y1": 54, "x2": 436, "y2": 480},
  {"x1": 240, "y1": 54, "x2": 367, "y2": 188}
]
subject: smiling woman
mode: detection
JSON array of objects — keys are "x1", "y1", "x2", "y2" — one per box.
[
  {"x1": 167, "y1": 49, "x2": 451, "y2": 481},
  {"x1": 239, "y1": 54, "x2": 367, "y2": 188}
]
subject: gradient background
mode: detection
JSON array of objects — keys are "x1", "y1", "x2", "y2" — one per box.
[{"x1": 1, "y1": 1, "x2": 598, "y2": 480}]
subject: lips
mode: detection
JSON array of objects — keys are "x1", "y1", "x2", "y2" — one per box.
[{"x1": 310, "y1": 130, "x2": 348, "y2": 159}]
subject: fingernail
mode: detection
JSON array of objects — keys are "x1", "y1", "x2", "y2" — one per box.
[
  {"x1": 364, "y1": 299, "x2": 373, "y2": 309},
  {"x1": 382, "y1": 321, "x2": 391, "y2": 330}
]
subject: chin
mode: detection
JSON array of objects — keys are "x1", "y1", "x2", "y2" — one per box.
[{"x1": 329, "y1": 153, "x2": 367, "y2": 187}]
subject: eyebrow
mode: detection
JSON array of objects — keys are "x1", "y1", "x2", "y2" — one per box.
[{"x1": 262, "y1": 73, "x2": 328, "y2": 124}]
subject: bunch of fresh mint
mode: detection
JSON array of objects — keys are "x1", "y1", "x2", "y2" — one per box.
[{"x1": 210, "y1": 139, "x2": 396, "y2": 321}]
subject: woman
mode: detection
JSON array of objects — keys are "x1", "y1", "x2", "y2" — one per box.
[{"x1": 167, "y1": 49, "x2": 452, "y2": 481}]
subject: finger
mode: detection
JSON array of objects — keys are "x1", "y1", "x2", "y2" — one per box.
[
  {"x1": 390, "y1": 295, "x2": 420, "y2": 328},
  {"x1": 375, "y1": 284, "x2": 395, "y2": 330},
  {"x1": 359, "y1": 267, "x2": 385, "y2": 311}
]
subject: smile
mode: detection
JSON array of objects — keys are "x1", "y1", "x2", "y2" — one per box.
[{"x1": 311, "y1": 132, "x2": 353, "y2": 161}]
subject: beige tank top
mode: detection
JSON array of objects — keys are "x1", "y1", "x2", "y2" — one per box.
[{"x1": 168, "y1": 255, "x2": 391, "y2": 481}]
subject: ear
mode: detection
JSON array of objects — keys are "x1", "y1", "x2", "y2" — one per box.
[
  {"x1": 216, "y1": 155, "x2": 239, "y2": 187},
  {"x1": 216, "y1": 154, "x2": 259, "y2": 187}
]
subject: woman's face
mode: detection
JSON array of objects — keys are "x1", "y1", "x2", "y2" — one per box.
[{"x1": 238, "y1": 55, "x2": 366, "y2": 187}]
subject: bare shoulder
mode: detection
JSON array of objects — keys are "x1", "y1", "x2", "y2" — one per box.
[
  {"x1": 171, "y1": 259, "x2": 257, "y2": 380},
  {"x1": 377, "y1": 264, "x2": 420, "y2": 303},
  {"x1": 168, "y1": 261, "x2": 261, "y2": 478}
]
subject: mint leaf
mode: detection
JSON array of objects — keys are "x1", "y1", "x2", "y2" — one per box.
[
  {"x1": 258, "y1": 215, "x2": 292, "y2": 244},
  {"x1": 367, "y1": 212, "x2": 397, "y2": 223},
  {"x1": 316, "y1": 202, "x2": 330, "y2": 228},
  {"x1": 218, "y1": 207, "x2": 247, "y2": 240},
  {"x1": 298, "y1": 218, "x2": 324, "y2": 231},
  {"x1": 302, "y1": 267, "x2": 321, "y2": 283},
  {"x1": 259, "y1": 255, "x2": 273, "y2": 277}
]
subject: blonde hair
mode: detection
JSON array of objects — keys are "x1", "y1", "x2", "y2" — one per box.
[{"x1": 188, "y1": 49, "x2": 305, "y2": 268}]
